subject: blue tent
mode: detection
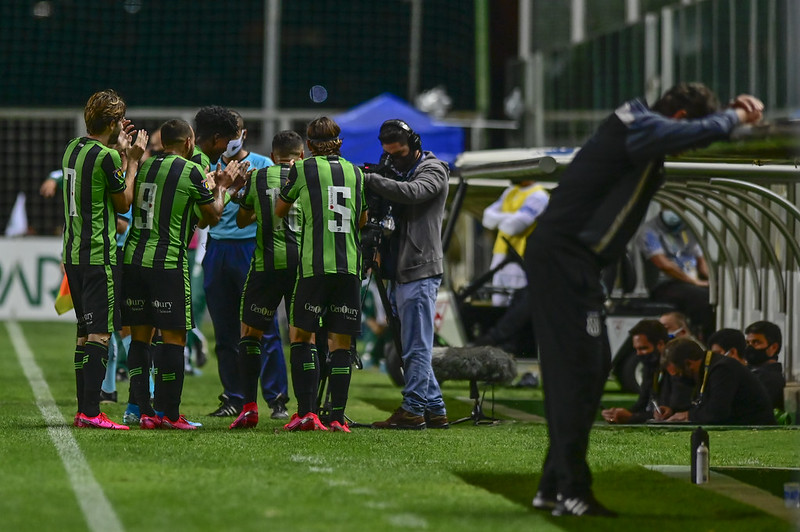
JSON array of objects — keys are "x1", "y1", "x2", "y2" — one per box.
[{"x1": 334, "y1": 93, "x2": 464, "y2": 167}]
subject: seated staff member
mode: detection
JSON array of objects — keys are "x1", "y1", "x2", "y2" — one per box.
[
  {"x1": 663, "y1": 338, "x2": 774, "y2": 425},
  {"x1": 602, "y1": 320, "x2": 691, "y2": 423}
]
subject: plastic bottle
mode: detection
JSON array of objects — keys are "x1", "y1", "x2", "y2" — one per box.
[
  {"x1": 695, "y1": 442, "x2": 709, "y2": 484},
  {"x1": 690, "y1": 426, "x2": 710, "y2": 483}
]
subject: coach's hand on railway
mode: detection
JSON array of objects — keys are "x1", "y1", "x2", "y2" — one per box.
[{"x1": 730, "y1": 95, "x2": 764, "y2": 124}]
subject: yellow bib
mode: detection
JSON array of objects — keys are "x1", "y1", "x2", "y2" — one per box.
[{"x1": 492, "y1": 184, "x2": 546, "y2": 256}]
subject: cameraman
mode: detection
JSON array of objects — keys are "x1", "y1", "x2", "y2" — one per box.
[{"x1": 366, "y1": 120, "x2": 450, "y2": 430}]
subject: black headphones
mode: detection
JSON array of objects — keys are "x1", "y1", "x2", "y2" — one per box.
[{"x1": 380, "y1": 119, "x2": 421, "y2": 152}]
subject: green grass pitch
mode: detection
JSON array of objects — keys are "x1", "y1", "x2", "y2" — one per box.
[{"x1": 0, "y1": 320, "x2": 797, "y2": 531}]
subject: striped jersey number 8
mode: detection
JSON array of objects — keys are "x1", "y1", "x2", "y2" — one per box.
[
  {"x1": 134, "y1": 183, "x2": 157, "y2": 230},
  {"x1": 327, "y1": 185, "x2": 351, "y2": 233}
]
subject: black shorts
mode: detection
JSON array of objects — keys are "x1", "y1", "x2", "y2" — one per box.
[
  {"x1": 240, "y1": 267, "x2": 297, "y2": 331},
  {"x1": 64, "y1": 263, "x2": 121, "y2": 336},
  {"x1": 291, "y1": 274, "x2": 361, "y2": 336},
  {"x1": 121, "y1": 265, "x2": 192, "y2": 331}
]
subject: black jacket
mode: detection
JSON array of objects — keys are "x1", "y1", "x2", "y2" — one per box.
[
  {"x1": 534, "y1": 99, "x2": 740, "y2": 266},
  {"x1": 751, "y1": 362, "x2": 785, "y2": 410},
  {"x1": 689, "y1": 354, "x2": 774, "y2": 425}
]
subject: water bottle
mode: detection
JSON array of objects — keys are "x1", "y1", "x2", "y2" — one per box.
[
  {"x1": 695, "y1": 442, "x2": 709, "y2": 484},
  {"x1": 691, "y1": 426, "x2": 709, "y2": 484}
]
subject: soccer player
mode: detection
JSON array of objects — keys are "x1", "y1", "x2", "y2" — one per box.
[
  {"x1": 276, "y1": 117, "x2": 367, "y2": 432},
  {"x1": 229, "y1": 130, "x2": 305, "y2": 429},
  {"x1": 122, "y1": 118, "x2": 244, "y2": 430},
  {"x1": 63, "y1": 89, "x2": 147, "y2": 430}
]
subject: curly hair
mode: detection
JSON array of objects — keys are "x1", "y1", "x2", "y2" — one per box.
[
  {"x1": 84, "y1": 89, "x2": 126, "y2": 135},
  {"x1": 194, "y1": 106, "x2": 239, "y2": 143},
  {"x1": 306, "y1": 116, "x2": 342, "y2": 156}
]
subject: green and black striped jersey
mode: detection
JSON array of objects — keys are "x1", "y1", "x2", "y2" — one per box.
[
  {"x1": 190, "y1": 146, "x2": 211, "y2": 172},
  {"x1": 279, "y1": 155, "x2": 365, "y2": 278},
  {"x1": 61, "y1": 137, "x2": 125, "y2": 266},
  {"x1": 124, "y1": 154, "x2": 213, "y2": 270},
  {"x1": 241, "y1": 164, "x2": 301, "y2": 272}
]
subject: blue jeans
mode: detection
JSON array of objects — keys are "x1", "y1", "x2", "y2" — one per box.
[
  {"x1": 204, "y1": 238, "x2": 288, "y2": 402},
  {"x1": 392, "y1": 275, "x2": 446, "y2": 417}
]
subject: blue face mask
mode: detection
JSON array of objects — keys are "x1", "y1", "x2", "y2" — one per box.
[
  {"x1": 666, "y1": 326, "x2": 684, "y2": 339},
  {"x1": 660, "y1": 210, "x2": 684, "y2": 232}
]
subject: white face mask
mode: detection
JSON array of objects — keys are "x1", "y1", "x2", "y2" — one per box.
[{"x1": 223, "y1": 131, "x2": 244, "y2": 158}]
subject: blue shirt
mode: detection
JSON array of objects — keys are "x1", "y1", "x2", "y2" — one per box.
[
  {"x1": 209, "y1": 151, "x2": 273, "y2": 240},
  {"x1": 116, "y1": 207, "x2": 132, "y2": 248}
]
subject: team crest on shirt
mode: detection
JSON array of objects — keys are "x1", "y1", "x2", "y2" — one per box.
[
  {"x1": 113, "y1": 168, "x2": 124, "y2": 181},
  {"x1": 586, "y1": 311, "x2": 602, "y2": 337}
]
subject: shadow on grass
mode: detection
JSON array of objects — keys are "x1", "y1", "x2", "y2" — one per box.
[
  {"x1": 456, "y1": 468, "x2": 783, "y2": 531},
  {"x1": 456, "y1": 471, "x2": 539, "y2": 511}
]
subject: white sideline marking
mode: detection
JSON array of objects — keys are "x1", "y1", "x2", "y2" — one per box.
[{"x1": 7, "y1": 321, "x2": 124, "y2": 532}]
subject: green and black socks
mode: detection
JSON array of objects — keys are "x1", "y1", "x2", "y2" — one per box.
[
  {"x1": 238, "y1": 336, "x2": 262, "y2": 405},
  {"x1": 81, "y1": 341, "x2": 109, "y2": 418},
  {"x1": 153, "y1": 343, "x2": 185, "y2": 421},
  {"x1": 127, "y1": 340, "x2": 155, "y2": 417},
  {"x1": 327, "y1": 349, "x2": 353, "y2": 424},
  {"x1": 290, "y1": 342, "x2": 319, "y2": 416}
]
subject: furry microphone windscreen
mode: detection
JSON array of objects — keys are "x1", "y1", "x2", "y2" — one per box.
[{"x1": 432, "y1": 346, "x2": 517, "y2": 385}]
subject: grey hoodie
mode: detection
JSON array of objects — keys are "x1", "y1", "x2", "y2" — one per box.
[{"x1": 365, "y1": 151, "x2": 449, "y2": 283}]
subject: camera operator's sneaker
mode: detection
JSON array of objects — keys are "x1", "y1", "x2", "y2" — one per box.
[
  {"x1": 552, "y1": 494, "x2": 617, "y2": 517},
  {"x1": 372, "y1": 407, "x2": 426, "y2": 430},
  {"x1": 161, "y1": 415, "x2": 198, "y2": 431},
  {"x1": 139, "y1": 415, "x2": 162, "y2": 430},
  {"x1": 283, "y1": 412, "x2": 328, "y2": 431},
  {"x1": 328, "y1": 420, "x2": 351, "y2": 433},
  {"x1": 424, "y1": 411, "x2": 450, "y2": 429},
  {"x1": 230, "y1": 403, "x2": 259, "y2": 429},
  {"x1": 78, "y1": 412, "x2": 130, "y2": 430},
  {"x1": 207, "y1": 394, "x2": 242, "y2": 417}
]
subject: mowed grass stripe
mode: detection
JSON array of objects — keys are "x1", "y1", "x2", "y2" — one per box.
[{"x1": 6, "y1": 321, "x2": 124, "y2": 532}]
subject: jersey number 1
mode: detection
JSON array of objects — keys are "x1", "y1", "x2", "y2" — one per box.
[{"x1": 65, "y1": 168, "x2": 78, "y2": 217}]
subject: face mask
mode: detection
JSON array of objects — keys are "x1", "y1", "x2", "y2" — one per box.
[
  {"x1": 660, "y1": 210, "x2": 684, "y2": 232},
  {"x1": 390, "y1": 149, "x2": 418, "y2": 173},
  {"x1": 744, "y1": 346, "x2": 771, "y2": 365},
  {"x1": 639, "y1": 350, "x2": 659, "y2": 366},
  {"x1": 666, "y1": 327, "x2": 684, "y2": 339},
  {"x1": 223, "y1": 131, "x2": 244, "y2": 158}
]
